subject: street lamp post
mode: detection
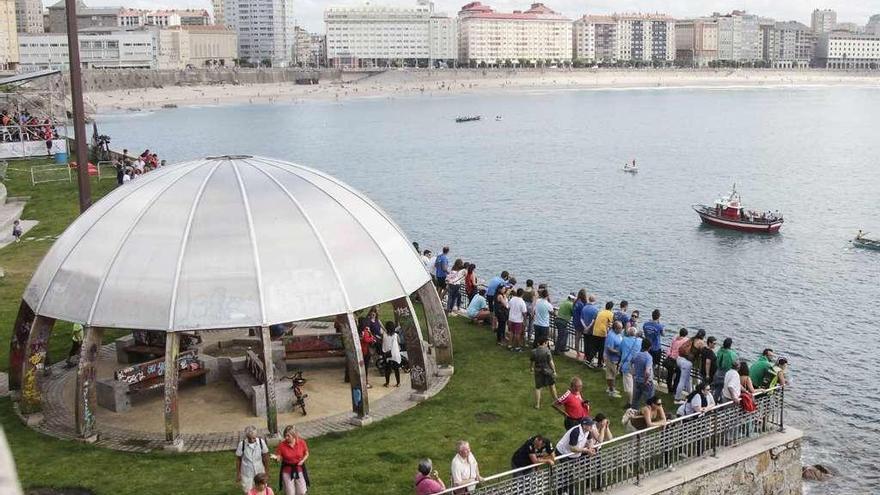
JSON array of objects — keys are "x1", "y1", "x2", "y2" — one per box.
[{"x1": 64, "y1": 0, "x2": 92, "y2": 213}]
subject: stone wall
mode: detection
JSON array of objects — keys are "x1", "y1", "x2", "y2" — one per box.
[
  {"x1": 610, "y1": 428, "x2": 804, "y2": 495},
  {"x1": 68, "y1": 68, "x2": 335, "y2": 93}
]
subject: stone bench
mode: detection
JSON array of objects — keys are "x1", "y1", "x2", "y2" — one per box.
[
  {"x1": 283, "y1": 333, "x2": 345, "y2": 360},
  {"x1": 97, "y1": 350, "x2": 215, "y2": 412},
  {"x1": 114, "y1": 333, "x2": 202, "y2": 364},
  {"x1": 232, "y1": 350, "x2": 267, "y2": 417}
]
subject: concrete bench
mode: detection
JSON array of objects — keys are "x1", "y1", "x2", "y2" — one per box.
[
  {"x1": 96, "y1": 350, "x2": 215, "y2": 412},
  {"x1": 232, "y1": 350, "x2": 267, "y2": 417},
  {"x1": 283, "y1": 333, "x2": 345, "y2": 360},
  {"x1": 114, "y1": 333, "x2": 202, "y2": 364}
]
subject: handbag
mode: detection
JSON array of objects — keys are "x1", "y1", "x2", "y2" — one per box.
[{"x1": 740, "y1": 391, "x2": 757, "y2": 412}]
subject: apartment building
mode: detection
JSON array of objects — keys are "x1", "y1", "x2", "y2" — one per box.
[
  {"x1": 763, "y1": 21, "x2": 815, "y2": 68},
  {"x1": 224, "y1": 0, "x2": 296, "y2": 66},
  {"x1": 574, "y1": 13, "x2": 674, "y2": 64},
  {"x1": 14, "y1": 0, "x2": 41, "y2": 33},
  {"x1": 675, "y1": 18, "x2": 718, "y2": 66},
  {"x1": 815, "y1": 31, "x2": 880, "y2": 69},
  {"x1": 458, "y1": 2, "x2": 571, "y2": 66},
  {"x1": 714, "y1": 11, "x2": 761, "y2": 63},
  {"x1": 0, "y1": 0, "x2": 17, "y2": 70},
  {"x1": 811, "y1": 9, "x2": 836, "y2": 34}
]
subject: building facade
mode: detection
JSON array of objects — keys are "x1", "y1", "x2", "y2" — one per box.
[
  {"x1": 212, "y1": 0, "x2": 225, "y2": 27},
  {"x1": 675, "y1": 18, "x2": 718, "y2": 66},
  {"x1": 309, "y1": 33, "x2": 326, "y2": 67},
  {"x1": 811, "y1": 9, "x2": 836, "y2": 34},
  {"x1": 458, "y1": 2, "x2": 571, "y2": 66},
  {"x1": 293, "y1": 25, "x2": 310, "y2": 66},
  {"x1": 815, "y1": 32, "x2": 880, "y2": 69},
  {"x1": 224, "y1": 0, "x2": 296, "y2": 66},
  {"x1": 867, "y1": 15, "x2": 880, "y2": 35},
  {"x1": 574, "y1": 13, "x2": 674, "y2": 65},
  {"x1": 185, "y1": 25, "x2": 237, "y2": 66},
  {"x1": 46, "y1": 0, "x2": 119, "y2": 33},
  {"x1": 325, "y1": 1, "x2": 457, "y2": 68},
  {"x1": 18, "y1": 31, "x2": 156, "y2": 70},
  {"x1": 178, "y1": 9, "x2": 211, "y2": 26},
  {"x1": 14, "y1": 0, "x2": 41, "y2": 33},
  {"x1": 0, "y1": 0, "x2": 18, "y2": 69},
  {"x1": 714, "y1": 10, "x2": 761, "y2": 63},
  {"x1": 763, "y1": 21, "x2": 815, "y2": 68}
]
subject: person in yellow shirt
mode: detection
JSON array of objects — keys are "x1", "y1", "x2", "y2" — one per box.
[{"x1": 590, "y1": 302, "x2": 614, "y2": 368}]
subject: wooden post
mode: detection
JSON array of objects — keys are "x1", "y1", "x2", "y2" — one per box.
[
  {"x1": 258, "y1": 326, "x2": 278, "y2": 436},
  {"x1": 75, "y1": 326, "x2": 103, "y2": 440},
  {"x1": 163, "y1": 332, "x2": 181, "y2": 446},
  {"x1": 336, "y1": 313, "x2": 370, "y2": 422},
  {"x1": 391, "y1": 297, "x2": 430, "y2": 393},
  {"x1": 8, "y1": 301, "x2": 36, "y2": 391},
  {"x1": 417, "y1": 282, "x2": 454, "y2": 369},
  {"x1": 19, "y1": 315, "x2": 56, "y2": 415}
]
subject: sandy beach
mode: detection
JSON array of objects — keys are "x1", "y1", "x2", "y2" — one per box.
[{"x1": 86, "y1": 69, "x2": 880, "y2": 113}]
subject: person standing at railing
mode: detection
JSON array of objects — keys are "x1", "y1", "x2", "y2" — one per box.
[
  {"x1": 642, "y1": 309, "x2": 665, "y2": 378},
  {"x1": 445, "y1": 259, "x2": 467, "y2": 315},
  {"x1": 493, "y1": 286, "x2": 510, "y2": 345},
  {"x1": 749, "y1": 349, "x2": 776, "y2": 389},
  {"x1": 485, "y1": 271, "x2": 510, "y2": 329},
  {"x1": 588, "y1": 301, "x2": 614, "y2": 369},
  {"x1": 464, "y1": 264, "x2": 478, "y2": 301},
  {"x1": 553, "y1": 293, "x2": 575, "y2": 356},
  {"x1": 613, "y1": 300, "x2": 630, "y2": 329},
  {"x1": 701, "y1": 336, "x2": 718, "y2": 383},
  {"x1": 631, "y1": 339, "x2": 655, "y2": 408},
  {"x1": 522, "y1": 279, "x2": 536, "y2": 343},
  {"x1": 619, "y1": 326, "x2": 642, "y2": 407},
  {"x1": 665, "y1": 328, "x2": 688, "y2": 397},
  {"x1": 674, "y1": 330, "x2": 705, "y2": 403},
  {"x1": 434, "y1": 246, "x2": 451, "y2": 301},
  {"x1": 421, "y1": 250, "x2": 435, "y2": 285},
  {"x1": 508, "y1": 288, "x2": 528, "y2": 351},
  {"x1": 533, "y1": 289, "x2": 553, "y2": 347},
  {"x1": 712, "y1": 338, "x2": 738, "y2": 401},
  {"x1": 510, "y1": 435, "x2": 555, "y2": 473},
  {"x1": 572, "y1": 290, "x2": 587, "y2": 360},
  {"x1": 553, "y1": 377, "x2": 590, "y2": 429},
  {"x1": 603, "y1": 321, "x2": 624, "y2": 398},
  {"x1": 414, "y1": 459, "x2": 446, "y2": 495},
  {"x1": 450, "y1": 441, "x2": 483, "y2": 493}
]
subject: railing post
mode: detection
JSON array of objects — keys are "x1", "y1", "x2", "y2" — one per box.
[
  {"x1": 778, "y1": 386, "x2": 785, "y2": 433},
  {"x1": 711, "y1": 407, "x2": 718, "y2": 457},
  {"x1": 635, "y1": 432, "x2": 641, "y2": 486}
]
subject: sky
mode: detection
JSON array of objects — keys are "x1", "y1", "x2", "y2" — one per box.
[{"x1": 46, "y1": 0, "x2": 879, "y2": 33}]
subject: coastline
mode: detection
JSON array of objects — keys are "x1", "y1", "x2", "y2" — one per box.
[{"x1": 86, "y1": 68, "x2": 880, "y2": 113}]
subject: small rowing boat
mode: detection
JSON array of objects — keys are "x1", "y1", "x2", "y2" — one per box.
[
  {"x1": 455, "y1": 116, "x2": 481, "y2": 123},
  {"x1": 853, "y1": 231, "x2": 880, "y2": 251}
]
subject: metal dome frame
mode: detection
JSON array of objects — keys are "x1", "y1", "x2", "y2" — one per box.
[{"x1": 8, "y1": 156, "x2": 454, "y2": 448}]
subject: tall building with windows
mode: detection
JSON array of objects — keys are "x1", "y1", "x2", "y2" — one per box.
[
  {"x1": 324, "y1": 1, "x2": 456, "y2": 68},
  {"x1": 811, "y1": 9, "x2": 836, "y2": 34},
  {"x1": 714, "y1": 10, "x2": 761, "y2": 63},
  {"x1": 224, "y1": 0, "x2": 295, "y2": 66},
  {"x1": 0, "y1": 0, "x2": 18, "y2": 70},
  {"x1": 212, "y1": 0, "x2": 225, "y2": 26},
  {"x1": 815, "y1": 31, "x2": 880, "y2": 69},
  {"x1": 458, "y1": 2, "x2": 571, "y2": 66},
  {"x1": 763, "y1": 21, "x2": 815, "y2": 68},
  {"x1": 574, "y1": 13, "x2": 674, "y2": 64},
  {"x1": 675, "y1": 18, "x2": 718, "y2": 66},
  {"x1": 867, "y1": 14, "x2": 880, "y2": 35},
  {"x1": 14, "y1": 0, "x2": 41, "y2": 33}
]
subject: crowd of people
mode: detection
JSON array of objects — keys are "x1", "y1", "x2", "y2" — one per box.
[
  {"x1": 409, "y1": 242, "x2": 791, "y2": 493},
  {"x1": 114, "y1": 148, "x2": 166, "y2": 184},
  {"x1": 0, "y1": 110, "x2": 58, "y2": 144}
]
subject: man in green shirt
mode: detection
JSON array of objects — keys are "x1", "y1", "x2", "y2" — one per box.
[
  {"x1": 749, "y1": 348, "x2": 775, "y2": 388},
  {"x1": 554, "y1": 293, "x2": 575, "y2": 355}
]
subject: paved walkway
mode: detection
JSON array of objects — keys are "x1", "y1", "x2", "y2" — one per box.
[{"x1": 23, "y1": 342, "x2": 450, "y2": 453}]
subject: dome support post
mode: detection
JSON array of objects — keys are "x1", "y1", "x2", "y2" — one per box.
[
  {"x1": 392, "y1": 297, "x2": 431, "y2": 397},
  {"x1": 163, "y1": 332, "x2": 182, "y2": 450},
  {"x1": 416, "y1": 282, "x2": 454, "y2": 371},
  {"x1": 19, "y1": 315, "x2": 56, "y2": 417},
  {"x1": 8, "y1": 300, "x2": 36, "y2": 393},
  {"x1": 336, "y1": 313, "x2": 371, "y2": 424},
  {"x1": 258, "y1": 326, "x2": 279, "y2": 436},
  {"x1": 75, "y1": 326, "x2": 103, "y2": 441}
]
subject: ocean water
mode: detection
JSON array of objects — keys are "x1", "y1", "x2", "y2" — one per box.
[{"x1": 98, "y1": 86, "x2": 880, "y2": 494}]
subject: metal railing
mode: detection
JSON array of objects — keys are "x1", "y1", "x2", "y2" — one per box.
[{"x1": 436, "y1": 387, "x2": 785, "y2": 494}]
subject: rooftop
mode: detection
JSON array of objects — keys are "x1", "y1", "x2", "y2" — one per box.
[{"x1": 459, "y1": 2, "x2": 570, "y2": 21}]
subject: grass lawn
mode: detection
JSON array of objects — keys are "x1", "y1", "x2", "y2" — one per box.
[{"x1": 1, "y1": 162, "x2": 652, "y2": 494}]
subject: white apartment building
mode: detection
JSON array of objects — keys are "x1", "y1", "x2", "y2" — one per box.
[
  {"x1": 811, "y1": 9, "x2": 836, "y2": 34},
  {"x1": 224, "y1": 0, "x2": 295, "y2": 66},
  {"x1": 815, "y1": 32, "x2": 880, "y2": 69},
  {"x1": 458, "y1": 2, "x2": 571, "y2": 66},
  {"x1": 714, "y1": 10, "x2": 761, "y2": 63},
  {"x1": 324, "y1": 1, "x2": 456, "y2": 68},
  {"x1": 213, "y1": 0, "x2": 224, "y2": 27},
  {"x1": 0, "y1": 0, "x2": 18, "y2": 70},
  {"x1": 18, "y1": 31, "x2": 157, "y2": 71},
  {"x1": 763, "y1": 21, "x2": 815, "y2": 68},
  {"x1": 14, "y1": 0, "x2": 42, "y2": 33},
  {"x1": 574, "y1": 13, "x2": 674, "y2": 64},
  {"x1": 675, "y1": 18, "x2": 718, "y2": 67}
]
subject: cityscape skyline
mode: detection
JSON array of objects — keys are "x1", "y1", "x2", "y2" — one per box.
[{"x1": 38, "y1": 0, "x2": 879, "y2": 32}]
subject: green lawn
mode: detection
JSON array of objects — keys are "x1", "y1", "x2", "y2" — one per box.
[{"x1": 1, "y1": 162, "x2": 641, "y2": 494}]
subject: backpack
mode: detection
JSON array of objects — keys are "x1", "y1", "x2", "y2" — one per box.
[
  {"x1": 678, "y1": 339, "x2": 693, "y2": 360},
  {"x1": 238, "y1": 437, "x2": 267, "y2": 457}
]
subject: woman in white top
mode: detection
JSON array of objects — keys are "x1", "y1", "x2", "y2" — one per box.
[
  {"x1": 445, "y1": 259, "x2": 467, "y2": 314},
  {"x1": 677, "y1": 381, "x2": 715, "y2": 417},
  {"x1": 382, "y1": 322, "x2": 402, "y2": 387}
]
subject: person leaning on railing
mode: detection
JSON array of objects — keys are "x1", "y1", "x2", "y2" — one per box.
[
  {"x1": 414, "y1": 458, "x2": 446, "y2": 495},
  {"x1": 624, "y1": 395, "x2": 668, "y2": 432},
  {"x1": 510, "y1": 435, "x2": 555, "y2": 474}
]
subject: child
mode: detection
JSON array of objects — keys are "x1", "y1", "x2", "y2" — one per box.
[
  {"x1": 247, "y1": 472, "x2": 273, "y2": 495},
  {"x1": 12, "y1": 219, "x2": 22, "y2": 242}
]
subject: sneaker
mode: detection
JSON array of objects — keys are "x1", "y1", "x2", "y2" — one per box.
[
  {"x1": 674, "y1": 399, "x2": 686, "y2": 405},
  {"x1": 584, "y1": 361, "x2": 594, "y2": 368},
  {"x1": 610, "y1": 390, "x2": 622, "y2": 398}
]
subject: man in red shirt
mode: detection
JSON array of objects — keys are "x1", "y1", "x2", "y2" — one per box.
[{"x1": 553, "y1": 377, "x2": 591, "y2": 430}]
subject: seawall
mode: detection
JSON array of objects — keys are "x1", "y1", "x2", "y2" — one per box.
[{"x1": 609, "y1": 427, "x2": 803, "y2": 495}]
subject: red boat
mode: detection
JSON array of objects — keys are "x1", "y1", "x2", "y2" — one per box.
[{"x1": 693, "y1": 186, "x2": 783, "y2": 233}]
